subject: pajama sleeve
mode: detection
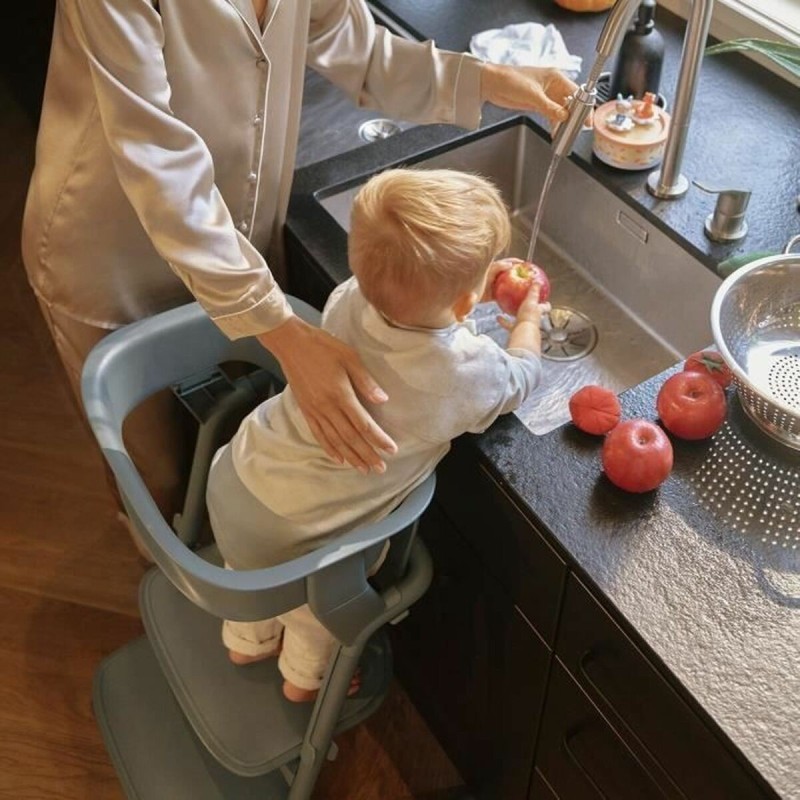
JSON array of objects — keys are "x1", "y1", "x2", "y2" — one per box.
[
  {"x1": 307, "y1": 0, "x2": 485, "y2": 130},
  {"x1": 65, "y1": 0, "x2": 292, "y2": 338}
]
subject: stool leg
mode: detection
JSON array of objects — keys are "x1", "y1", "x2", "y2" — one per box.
[
  {"x1": 287, "y1": 643, "x2": 364, "y2": 800},
  {"x1": 173, "y1": 374, "x2": 277, "y2": 546}
]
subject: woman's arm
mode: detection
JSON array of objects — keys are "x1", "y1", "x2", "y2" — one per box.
[
  {"x1": 66, "y1": 0, "x2": 289, "y2": 337},
  {"x1": 65, "y1": 0, "x2": 394, "y2": 472},
  {"x1": 307, "y1": 0, "x2": 577, "y2": 128}
]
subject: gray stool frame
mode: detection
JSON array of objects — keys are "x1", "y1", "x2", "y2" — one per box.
[{"x1": 82, "y1": 299, "x2": 435, "y2": 799}]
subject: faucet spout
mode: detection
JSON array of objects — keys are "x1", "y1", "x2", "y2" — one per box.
[
  {"x1": 551, "y1": 0, "x2": 716, "y2": 202},
  {"x1": 647, "y1": 0, "x2": 715, "y2": 199},
  {"x1": 550, "y1": 0, "x2": 644, "y2": 161}
]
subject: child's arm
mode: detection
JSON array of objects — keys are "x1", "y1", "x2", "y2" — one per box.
[{"x1": 507, "y1": 282, "x2": 545, "y2": 357}]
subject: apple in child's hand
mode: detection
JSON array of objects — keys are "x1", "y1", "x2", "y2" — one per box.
[
  {"x1": 492, "y1": 260, "x2": 551, "y2": 315},
  {"x1": 602, "y1": 419, "x2": 673, "y2": 493}
]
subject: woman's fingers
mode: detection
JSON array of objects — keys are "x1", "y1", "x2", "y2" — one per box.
[
  {"x1": 257, "y1": 318, "x2": 395, "y2": 473},
  {"x1": 480, "y1": 63, "x2": 578, "y2": 124},
  {"x1": 343, "y1": 354, "x2": 397, "y2": 455},
  {"x1": 307, "y1": 409, "x2": 374, "y2": 474}
]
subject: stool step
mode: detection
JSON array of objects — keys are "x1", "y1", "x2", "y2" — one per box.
[
  {"x1": 93, "y1": 636, "x2": 292, "y2": 799},
  {"x1": 139, "y1": 567, "x2": 392, "y2": 777}
]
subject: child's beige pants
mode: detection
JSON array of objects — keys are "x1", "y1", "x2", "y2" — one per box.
[{"x1": 222, "y1": 606, "x2": 338, "y2": 691}]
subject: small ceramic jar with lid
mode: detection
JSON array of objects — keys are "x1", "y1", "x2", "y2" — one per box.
[{"x1": 592, "y1": 93, "x2": 670, "y2": 171}]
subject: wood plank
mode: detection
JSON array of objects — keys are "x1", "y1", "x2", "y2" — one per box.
[{"x1": 0, "y1": 587, "x2": 141, "y2": 800}]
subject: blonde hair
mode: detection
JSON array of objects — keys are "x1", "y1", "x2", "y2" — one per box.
[{"x1": 348, "y1": 168, "x2": 511, "y2": 324}]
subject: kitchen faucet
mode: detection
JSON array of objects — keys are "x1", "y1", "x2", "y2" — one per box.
[{"x1": 551, "y1": 0, "x2": 715, "y2": 200}]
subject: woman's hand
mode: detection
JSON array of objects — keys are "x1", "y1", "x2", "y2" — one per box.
[
  {"x1": 480, "y1": 63, "x2": 577, "y2": 125},
  {"x1": 258, "y1": 316, "x2": 397, "y2": 474}
]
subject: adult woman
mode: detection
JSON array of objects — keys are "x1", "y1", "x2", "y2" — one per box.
[{"x1": 22, "y1": 0, "x2": 576, "y2": 532}]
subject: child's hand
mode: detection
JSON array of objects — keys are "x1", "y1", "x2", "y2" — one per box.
[
  {"x1": 501, "y1": 282, "x2": 547, "y2": 357},
  {"x1": 516, "y1": 281, "x2": 551, "y2": 323},
  {"x1": 496, "y1": 281, "x2": 550, "y2": 330}
]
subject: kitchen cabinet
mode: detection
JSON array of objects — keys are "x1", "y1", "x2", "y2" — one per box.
[
  {"x1": 391, "y1": 448, "x2": 775, "y2": 799},
  {"x1": 553, "y1": 574, "x2": 769, "y2": 800},
  {"x1": 534, "y1": 659, "x2": 673, "y2": 799},
  {"x1": 390, "y1": 500, "x2": 551, "y2": 800},
  {"x1": 1, "y1": 0, "x2": 55, "y2": 122}
]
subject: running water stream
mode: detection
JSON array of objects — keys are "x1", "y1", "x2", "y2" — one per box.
[{"x1": 525, "y1": 154, "x2": 563, "y2": 263}]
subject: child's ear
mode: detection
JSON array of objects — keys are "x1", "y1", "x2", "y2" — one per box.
[{"x1": 453, "y1": 290, "x2": 480, "y2": 322}]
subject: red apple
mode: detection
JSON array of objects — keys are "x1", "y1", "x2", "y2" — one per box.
[
  {"x1": 657, "y1": 371, "x2": 727, "y2": 440},
  {"x1": 602, "y1": 419, "x2": 674, "y2": 493},
  {"x1": 569, "y1": 385, "x2": 621, "y2": 435},
  {"x1": 683, "y1": 349, "x2": 733, "y2": 389},
  {"x1": 492, "y1": 260, "x2": 551, "y2": 316}
]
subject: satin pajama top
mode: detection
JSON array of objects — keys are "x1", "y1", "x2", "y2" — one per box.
[{"x1": 22, "y1": 0, "x2": 484, "y2": 337}]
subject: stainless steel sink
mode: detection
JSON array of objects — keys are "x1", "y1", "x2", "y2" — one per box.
[{"x1": 316, "y1": 122, "x2": 722, "y2": 434}]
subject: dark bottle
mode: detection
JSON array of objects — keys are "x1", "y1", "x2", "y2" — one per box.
[{"x1": 609, "y1": 0, "x2": 665, "y2": 100}]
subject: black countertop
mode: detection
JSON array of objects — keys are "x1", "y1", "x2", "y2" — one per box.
[
  {"x1": 287, "y1": 2, "x2": 800, "y2": 796},
  {"x1": 373, "y1": 0, "x2": 800, "y2": 268}
]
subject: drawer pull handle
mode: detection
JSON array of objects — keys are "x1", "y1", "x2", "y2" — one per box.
[
  {"x1": 564, "y1": 724, "x2": 670, "y2": 800},
  {"x1": 563, "y1": 728, "x2": 609, "y2": 799},
  {"x1": 578, "y1": 650, "x2": 685, "y2": 799}
]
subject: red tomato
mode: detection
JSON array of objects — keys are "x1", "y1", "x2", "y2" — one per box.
[
  {"x1": 602, "y1": 419, "x2": 674, "y2": 493},
  {"x1": 657, "y1": 371, "x2": 727, "y2": 440},
  {"x1": 569, "y1": 385, "x2": 621, "y2": 435},
  {"x1": 683, "y1": 349, "x2": 733, "y2": 389},
  {"x1": 492, "y1": 260, "x2": 551, "y2": 315}
]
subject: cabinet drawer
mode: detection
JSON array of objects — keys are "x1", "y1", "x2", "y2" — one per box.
[
  {"x1": 534, "y1": 660, "x2": 671, "y2": 799},
  {"x1": 556, "y1": 574, "x2": 773, "y2": 799},
  {"x1": 435, "y1": 442, "x2": 567, "y2": 644}
]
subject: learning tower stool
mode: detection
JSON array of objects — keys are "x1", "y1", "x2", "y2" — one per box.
[{"x1": 81, "y1": 298, "x2": 435, "y2": 799}]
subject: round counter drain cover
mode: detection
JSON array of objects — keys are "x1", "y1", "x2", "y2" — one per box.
[
  {"x1": 541, "y1": 307, "x2": 598, "y2": 361},
  {"x1": 358, "y1": 119, "x2": 401, "y2": 143}
]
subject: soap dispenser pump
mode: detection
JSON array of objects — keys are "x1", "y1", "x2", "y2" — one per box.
[{"x1": 608, "y1": 0, "x2": 665, "y2": 100}]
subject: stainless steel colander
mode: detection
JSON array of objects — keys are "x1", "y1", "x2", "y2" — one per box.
[{"x1": 711, "y1": 236, "x2": 800, "y2": 451}]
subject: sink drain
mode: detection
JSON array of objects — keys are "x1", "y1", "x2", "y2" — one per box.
[
  {"x1": 541, "y1": 307, "x2": 598, "y2": 361},
  {"x1": 358, "y1": 118, "x2": 401, "y2": 143}
]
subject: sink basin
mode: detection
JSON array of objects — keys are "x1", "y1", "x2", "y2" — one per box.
[{"x1": 316, "y1": 121, "x2": 722, "y2": 435}]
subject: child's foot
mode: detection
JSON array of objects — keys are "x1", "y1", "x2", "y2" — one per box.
[
  {"x1": 282, "y1": 671, "x2": 362, "y2": 703},
  {"x1": 228, "y1": 646, "x2": 280, "y2": 666}
]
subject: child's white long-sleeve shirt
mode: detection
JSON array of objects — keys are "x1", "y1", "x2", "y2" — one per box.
[{"x1": 228, "y1": 277, "x2": 541, "y2": 553}]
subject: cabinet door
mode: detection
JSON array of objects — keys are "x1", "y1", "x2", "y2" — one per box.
[
  {"x1": 529, "y1": 769, "x2": 559, "y2": 799},
  {"x1": 557, "y1": 575, "x2": 774, "y2": 800},
  {"x1": 434, "y1": 442, "x2": 567, "y2": 645},
  {"x1": 391, "y1": 503, "x2": 551, "y2": 800},
  {"x1": 285, "y1": 229, "x2": 338, "y2": 311},
  {"x1": 534, "y1": 660, "x2": 671, "y2": 800}
]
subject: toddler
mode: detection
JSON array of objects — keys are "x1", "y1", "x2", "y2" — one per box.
[{"x1": 207, "y1": 168, "x2": 545, "y2": 702}]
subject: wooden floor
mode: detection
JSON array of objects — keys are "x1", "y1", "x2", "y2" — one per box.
[{"x1": 0, "y1": 74, "x2": 463, "y2": 799}]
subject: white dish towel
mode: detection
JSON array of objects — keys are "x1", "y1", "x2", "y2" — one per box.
[{"x1": 470, "y1": 22, "x2": 582, "y2": 78}]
